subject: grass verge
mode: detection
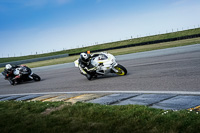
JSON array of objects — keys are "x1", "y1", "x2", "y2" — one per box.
[{"x1": 0, "y1": 101, "x2": 200, "y2": 133}]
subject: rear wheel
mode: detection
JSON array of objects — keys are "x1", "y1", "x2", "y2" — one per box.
[
  {"x1": 32, "y1": 74, "x2": 41, "y2": 81},
  {"x1": 114, "y1": 64, "x2": 127, "y2": 76}
]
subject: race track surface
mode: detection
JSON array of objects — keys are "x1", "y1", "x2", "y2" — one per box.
[{"x1": 0, "y1": 44, "x2": 200, "y2": 95}]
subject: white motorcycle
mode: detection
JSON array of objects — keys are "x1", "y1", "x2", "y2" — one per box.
[{"x1": 74, "y1": 52, "x2": 127, "y2": 80}]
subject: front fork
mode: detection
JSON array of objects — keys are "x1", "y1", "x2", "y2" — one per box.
[
  {"x1": 1, "y1": 72, "x2": 6, "y2": 77},
  {"x1": 29, "y1": 72, "x2": 34, "y2": 79},
  {"x1": 111, "y1": 63, "x2": 119, "y2": 73}
]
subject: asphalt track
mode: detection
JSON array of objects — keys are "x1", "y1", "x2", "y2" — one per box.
[{"x1": 0, "y1": 44, "x2": 200, "y2": 95}]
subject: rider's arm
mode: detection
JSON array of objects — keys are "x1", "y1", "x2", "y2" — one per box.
[
  {"x1": 91, "y1": 54, "x2": 99, "y2": 58},
  {"x1": 3, "y1": 69, "x2": 13, "y2": 78},
  {"x1": 78, "y1": 59, "x2": 85, "y2": 68}
]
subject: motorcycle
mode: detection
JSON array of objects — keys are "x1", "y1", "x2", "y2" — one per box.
[
  {"x1": 1, "y1": 65, "x2": 41, "y2": 85},
  {"x1": 74, "y1": 52, "x2": 127, "y2": 80}
]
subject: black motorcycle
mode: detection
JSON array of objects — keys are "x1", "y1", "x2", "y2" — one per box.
[{"x1": 2, "y1": 65, "x2": 41, "y2": 85}]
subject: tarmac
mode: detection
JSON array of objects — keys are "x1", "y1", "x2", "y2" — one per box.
[
  {"x1": 0, "y1": 92, "x2": 200, "y2": 111},
  {"x1": 1, "y1": 44, "x2": 200, "y2": 111}
]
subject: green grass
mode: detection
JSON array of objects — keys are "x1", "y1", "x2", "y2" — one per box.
[
  {"x1": 0, "y1": 51, "x2": 69, "y2": 64},
  {"x1": 0, "y1": 101, "x2": 200, "y2": 133},
  {"x1": 1, "y1": 28, "x2": 200, "y2": 63}
]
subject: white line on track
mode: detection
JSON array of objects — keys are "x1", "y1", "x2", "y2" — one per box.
[{"x1": 1, "y1": 91, "x2": 200, "y2": 97}]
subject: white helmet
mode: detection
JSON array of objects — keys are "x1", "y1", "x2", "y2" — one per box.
[
  {"x1": 80, "y1": 53, "x2": 90, "y2": 62},
  {"x1": 5, "y1": 64, "x2": 12, "y2": 70}
]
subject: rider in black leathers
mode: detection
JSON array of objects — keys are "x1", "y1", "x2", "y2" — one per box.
[
  {"x1": 3, "y1": 64, "x2": 21, "y2": 80},
  {"x1": 2, "y1": 64, "x2": 32, "y2": 85},
  {"x1": 78, "y1": 52, "x2": 99, "y2": 79}
]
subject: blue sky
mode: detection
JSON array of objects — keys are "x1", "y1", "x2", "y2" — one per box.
[{"x1": 0, "y1": 0, "x2": 200, "y2": 57}]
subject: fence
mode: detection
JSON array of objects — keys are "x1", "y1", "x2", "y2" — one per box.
[
  {"x1": 1, "y1": 33, "x2": 200, "y2": 68},
  {"x1": 69, "y1": 33, "x2": 200, "y2": 56},
  {"x1": 0, "y1": 54, "x2": 69, "y2": 68}
]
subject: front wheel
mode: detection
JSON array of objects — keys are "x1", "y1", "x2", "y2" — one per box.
[
  {"x1": 114, "y1": 64, "x2": 127, "y2": 76},
  {"x1": 8, "y1": 78, "x2": 15, "y2": 85},
  {"x1": 86, "y1": 74, "x2": 92, "y2": 80},
  {"x1": 32, "y1": 73, "x2": 41, "y2": 81}
]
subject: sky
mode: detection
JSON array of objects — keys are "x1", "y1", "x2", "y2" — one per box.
[{"x1": 0, "y1": 0, "x2": 200, "y2": 57}]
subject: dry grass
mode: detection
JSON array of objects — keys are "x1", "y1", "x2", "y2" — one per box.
[
  {"x1": 24, "y1": 55, "x2": 79, "y2": 68},
  {"x1": 108, "y1": 37, "x2": 200, "y2": 55}
]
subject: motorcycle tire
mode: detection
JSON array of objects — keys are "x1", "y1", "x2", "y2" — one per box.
[
  {"x1": 114, "y1": 64, "x2": 127, "y2": 76},
  {"x1": 86, "y1": 74, "x2": 92, "y2": 80},
  {"x1": 32, "y1": 73, "x2": 41, "y2": 81}
]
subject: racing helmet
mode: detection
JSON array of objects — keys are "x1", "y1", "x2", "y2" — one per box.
[
  {"x1": 80, "y1": 53, "x2": 91, "y2": 62},
  {"x1": 5, "y1": 64, "x2": 12, "y2": 70}
]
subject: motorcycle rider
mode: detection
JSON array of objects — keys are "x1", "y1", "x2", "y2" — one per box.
[
  {"x1": 3, "y1": 64, "x2": 23, "y2": 82},
  {"x1": 78, "y1": 52, "x2": 98, "y2": 79},
  {"x1": 2, "y1": 64, "x2": 40, "y2": 85}
]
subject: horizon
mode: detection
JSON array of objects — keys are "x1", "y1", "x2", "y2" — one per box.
[{"x1": 0, "y1": 27, "x2": 199, "y2": 58}]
